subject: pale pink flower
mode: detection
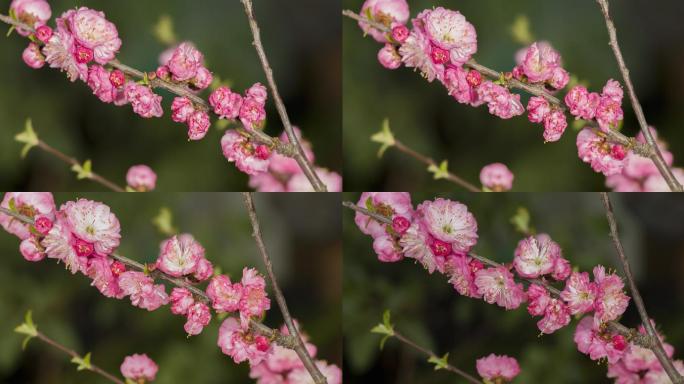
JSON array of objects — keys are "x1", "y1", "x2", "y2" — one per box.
[
  {"x1": 477, "y1": 81, "x2": 524, "y2": 119},
  {"x1": 358, "y1": 0, "x2": 410, "y2": 43},
  {"x1": 87, "y1": 65, "x2": 117, "y2": 103},
  {"x1": 560, "y1": 271, "x2": 597, "y2": 315},
  {"x1": 576, "y1": 128, "x2": 626, "y2": 176},
  {"x1": 476, "y1": 354, "x2": 520, "y2": 381},
  {"x1": 156, "y1": 234, "x2": 204, "y2": 277},
  {"x1": 218, "y1": 317, "x2": 271, "y2": 365},
  {"x1": 167, "y1": 42, "x2": 204, "y2": 82},
  {"x1": 249, "y1": 173, "x2": 286, "y2": 192},
  {"x1": 443, "y1": 66, "x2": 478, "y2": 105},
  {"x1": 10, "y1": 0, "x2": 51, "y2": 36},
  {"x1": 602, "y1": 79, "x2": 624, "y2": 103},
  {"x1": 0, "y1": 192, "x2": 56, "y2": 240},
  {"x1": 607, "y1": 360, "x2": 640, "y2": 384},
  {"x1": 20, "y1": 237, "x2": 45, "y2": 262},
  {"x1": 209, "y1": 86, "x2": 244, "y2": 120},
  {"x1": 513, "y1": 234, "x2": 561, "y2": 278},
  {"x1": 521, "y1": 42, "x2": 561, "y2": 83},
  {"x1": 22, "y1": 43, "x2": 45, "y2": 69},
  {"x1": 593, "y1": 265, "x2": 630, "y2": 323},
  {"x1": 399, "y1": 222, "x2": 442, "y2": 274},
  {"x1": 125, "y1": 82, "x2": 163, "y2": 118},
  {"x1": 643, "y1": 168, "x2": 684, "y2": 192},
  {"x1": 527, "y1": 96, "x2": 551, "y2": 123},
  {"x1": 246, "y1": 83, "x2": 268, "y2": 105},
  {"x1": 171, "y1": 97, "x2": 195, "y2": 123},
  {"x1": 596, "y1": 96, "x2": 623, "y2": 131},
  {"x1": 526, "y1": 284, "x2": 551, "y2": 316},
  {"x1": 193, "y1": 257, "x2": 214, "y2": 281},
  {"x1": 240, "y1": 268, "x2": 271, "y2": 327},
  {"x1": 551, "y1": 256, "x2": 572, "y2": 281},
  {"x1": 286, "y1": 168, "x2": 343, "y2": 192},
  {"x1": 474, "y1": 266, "x2": 527, "y2": 310},
  {"x1": 446, "y1": 254, "x2": 482, "y2": 298},
  {"x1": 643, "y1": 362, "x2": 684, "y2": 384},
  {"x1": 169, "y1": 287, "x2": 195, "y2": 315},
  {"x1": 416, "y1": 198, "x2": 478, "y2": 252},
  {"x1": 42, "y1": 29, "x2": 89, "y2": 82},
  {"x1": 372, "y1": 235, "x2": 403, "y2": 262},
  {"x1": 565, "y1": 86, "x2": 600, "y2": 120},
  {"x1": 239, "y1": 97, "x2": 267, "y2": 130},
  {"x1": 480, "y1": 163, "x2": 514, "y2": 191},
  {"x1": 63, "y1": 8, "x2": 121, "y2": 64},
  {"x1": 399, "y1": 28, "x2": 444, "y2": 82},
  {"x1": 60, "y1": 199, "x2": 121, "y2": 256},
  {"x1": 220, "y1": 129, "x2": 271, "y2": 175},
  {"x1": 118, "y1": 271, "x2": 169, "y2": 311},
  {"x1": 537, "y1": 298, "x2": 571, "y2": 334},
  {"x1": 421, "y1": 7, "x2": 477, "y2": 65},
  {"x1": 126, "y1": 165, "x2": 157, "y2": 192},
  {"x1": 288, "y1": 361, "x2": 342, "y2": 384},
  {"x1": 87, "y1": 256, "x2": 124, "y2": 298},
  {"x1": 574, "y1": 316, "x2": 625, "y2": 363},
  {"x1": 354, "y1": 192, "x2": 413, "y2": 238},
  {"x1": 41, "y1": 219, "x2": 85, "y2": 274},
  {"x1": 543, "y1": 109, "x2": 568, "y2": 142},
  {"x1": 207, "y1": 274, "x2": 243, "y2": 313},
  {"x1": 606, "y1": 174, "x2": 644, "y2": 192},
  {"x1": 549, "y1": 67, "x2": 569, "y2": 90},
  {"x1": 377, "y1": 44, "x2": 401, "y2": 69},
  {"x1": 192, "y1": 67, "x2": 213, "y2": 90},
  {"x1": 120, "y1": 354, "x2": 158, "y2": 382},
  {"x1": 184, "y1": 302, "x2": 211, "y2": 336},
  {"x1": 187, "y1": 110, "x2": 211, "y2": 141}
]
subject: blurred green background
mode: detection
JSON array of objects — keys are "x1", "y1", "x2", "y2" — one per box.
[
  {"x1": 0, "y1": 192, "x2": 341, "y2": 383},
  {"x1": 0, "y1": 0, "x2": 341, "y2": 191},
  {"x1": 343, "y1": 192, "x2": 684, "y2": 382},
  {"x1": 343, "y1": 0, "x2": 684, "y2": 191}
]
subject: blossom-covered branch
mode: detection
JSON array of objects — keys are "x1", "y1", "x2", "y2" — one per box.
[
  {"x1": 600, "y1": 193, "x2": 684, "y2": 383},
  {"x1": 242, "y1": 193, "x2": 327, "y2": 384}
]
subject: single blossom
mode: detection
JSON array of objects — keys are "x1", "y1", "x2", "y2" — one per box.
[
  {"x1": 358, "y1": 0, "x2": 410, "y2": 43},
  {"x1": 60, "y1": 199, "x2": 120, "y2": 256},
  {"x1": 167, "y1": 42, "x2": 204, "y2": 82},
  {"x1": 354, "y1": 192, "x2": 413, "y2": 238},
  {"x1": 218, "y1": 317, "x2": 271, "y2": 365},
  {"x1": 399, "y1": 221, "x2": 444, "y2": 274},
  {"x1": 41, "y1": 218, "x2": 84, "y2": 274},
  {"x1": 193, "y1": 257, "x2": 214, "y2": 281},
  {"x1": 209, "y1": 86, "x2": 244, "y2": 120},
  {"x1": 156, "y1": 233, "x2": 204, "y2": 277},
  {"x1": 543, "y1": 109, "x2": 568, "y2": 142},
  {"x1": 126, "y1": 165, "x2": 157, "y2": 192},
  {"x1": 526, "y1": 284, "x2": 551, "y2": 316},
  {"x1": 184, "y1": 302, "x2": 211, "y2": 336},
  {"x1": 239, "y1": 97, "x2": 267, "y2": 130},
  {"x1": 593, "y1": 265, "x2": 630, "y2": 323},
  {"x1": 399, "y1": 28, "x2": 444, "y2": 82},
  {"x1": 87, "y1": 65, "x2": 117, "y2": 103},
  {"x1": 537, "y1": 298, "x2": 571, "y2": 334},
  {"x1": 560, "y1": 271, "x2": 597, "y2": 315},
  {"x1": 443, "y1": 65, "x2": 478, "y2": 105},
  {"x1": 239, "y1": 267, "x2": 271, "y2": 327},
  {"x1": 120, "y1": 354, "x2": 158, "y2": 382},
  {"x1": 22, "y1": 43, "x2": 45, "y2": 69},
  {"x1": 246, "y1": 83, "x2": 268, "y2": 105},
  {"x1": 474, "y1": 266, "x2": 527, "y2": 310},
  {"x1": 63, "y1": 7, "x2": 122, "y2": 64},
  {"x1": 207, "y1": 274, "x2": 243, "y2": 313},
  {"x1": 192, "y1": 67, "x2": 213, "y2": 90},
  {"x1": 520, "y1": 42, "x2": 561, "y2": 83},
  {"x1": 42, "y1": 29, "x2": 89, "y2": 82},
  {"x1": 124, "y1": 82, "x2": 163, "y2": 118},
  {"x1": 477, "y1": 81, "x2": 524, "y2": 119},
  {"x1": 446, "y1": 254, "x2": 482, "y2": 299},
  {"x1": 377, "y1": 44, "x2": 402, "y2": 69},
  {"x1": 548, "y1": 67, "x2": 569, "y2": 90},
  {"x1": 415, "y1": 198, "x2": 478, "y2": 252},
  {"x1": 187, "y1": 110, "x2": 211, "y2": 141},
  {"x1": 552, "y1": 256, "x2": 572, "y2": 281},
  {"x1": 169, "y1": 287, "x2": 195, "y2": 315},
  {"x1": 527, "y1": 96, "x2": 551, "y2": 123},
  {"x1": 87, "y1": 256, "x2": 124, "y2": 298},
  {"x1": 565, "y1": 86, "x2": 600, "y2": 120},
  {"x1": 476, "y1": 354, "x2": 520, "y2": 382},
  {"x1": 118, "y1": 271, "x2": 169, "y2": 311},
  {"x1": 220, "y1": 129, "x2": 271, "y2": 175},
  {"x1": 171, "y1": 97, "x2": 195, "y2": 123},
  {"x1": 574, "y1": 316, "x2": 625, "y2": 364},
  {"x1": 479, "y1": 163, "x2": 514, "y2": 191},
  {"x1": 420, "y1": 7, "x2": 477, "y2": 65},
  {"x1": 513, "y1": 234, "x2": 561, "y2": 278},
  {"x1": 19, "y1": 237, "x2": 45, "y2": 262}
]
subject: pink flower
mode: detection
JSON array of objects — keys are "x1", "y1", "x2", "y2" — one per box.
[
  {"x1": 513, "y1": 234, "x2": 561, "y2": 278},
  {"x1": 239, "y1": 97, "x2": 267, "y2": 130},
  {"x1": 124, "y1": 82, "x2": 163, "y2": 118},
  {"x1": 193, "y1": 257, "x2": 214, "y2": 281},
  {"x1": 443, "y1": 66, "x2": 478, "y2": 105},
  {"x1": 156, "y1": 234, "x2": 204, "y2": 277},
  {"x1": 22, "y1": 43, "x2": 45, "y2": 69},
  {"x1": 399, "y1": 28, "x2": 444, "y2": 82},
  {"x1": 543, "y1": 109, "x2": 568, "y2": 142},
  {"x1": 391, "y1": 24, "x2": 409, "y2": 44},
  {"x1": 574, "y1": 316, "x2": 625, "y2": 363},
  {"x1": 446, "y1": 254, "x2": 482, "y2": 298},
  {"x1": 415, "y1": 198, "x2": 478, "y2": 252},
  {"x1": 41, "y1": 219, "x2": 85, "y2": 274},
  {"x1": 576, "y1": 128, "x2": 626, "y2": 176},
  {"x1": 218, "y1": 317, "x2": 271, "y2": 365},
  {"x1": 184, "y1": 302, "x2": 211, "y2": 336},
  {"x1": 560, "y1": 271, "x2": 597, "y2": 315},
  {"x1": 643, "y1": 168, "x2": 684, "y2": 192},
  {"x1": 549, "y1": 67, "x2": 569, "y2": 90},
  {"x1": 476, "y1": 354, "x2": 520, "y2": 382},
  {"x1": 192, "y1": 67, "x2": 213, "y2": 90},
  {"x1": 565, "y1": 86, "x2": 600, "y2": 120},
  {"x1": 42, "y1": 29, "x2": 89, "y2": 82},
  {"x1": 20, "y1": 237, "x2": 45, "y2": 262},
  {"x1": 239, "y1": 268, "x2": 270, "y2": 327},
  {"x1": 10, "y1": 0, "x2": 51, "y2": 36},
  {"x1": 474, "y1": 266, "x2": 527, "y2": 310},
  {"x1": 477, "y1": 81, "x2": 525, "y2": 119},
  {"x1": 552, "y1": 256, "x2": 572, "y2": 281},
  {"x1": 209, "y1": 86, "x2": 244, "y2": 120},
  {"x1": 354, "y1": 192, "x2": 413, "y2": 238},
  {"x1": 266, "y1": 128, "x2": 315, "y2": 176},
  {"x1": 155, "y1": 65, "x2": 170, "y2": 80},
  {"x1": 34, "y1": 215, "x2": 53, "y2": 235},
  {"x1": 118, "y1": 271, "x2": 169, "y2": 311},
  {"x1": 377, "y1": 44, "x2": 402, "y2": 69},
  {"x1": 479, "y1": 163, "x2": 514, "y2": 191},
  {"x1": 220, "y1": 130, "x2": 271, "y2": 175},
  {"x1": 358, "y1": 0, "x2": 410, "y2": 43},
  {"x1": 60, "y1": 199, "x2": 121, "y2": 256},
  {"x1": 537, "y1": 298, "x2": 571, "y2": 334},
  {"x1": 593, "y1": 265, "x2": 630, "y2": 323},
  {"x1": 120, "y1": 354, "x2": 158, "y2": 382},
  {"x1": 87, "y1": 65, "x2": 117, "y2": 103},
  {"x1": 421, "y1": 7, "x2": 477, "y2": 65},
  {"x1": 526, "y1": 284, "x2": 551, "y2": 316},
  {"x1": 1, "y1": 192, "x2": 56, "y2": 240},
  {"x1": 171, "y1": 97, "x2": 195, "y2": 123},
  {"x1": 187, "y1": 110, "x2": 211, "y2": 141},
  {"x1": 167, "y1": 42, "x2": 204, "y2": 82},
  {"x1": 596, "y1": 96, "x2": 623, "y2": 131},
  {"x1": 527, "y1": 96, "x2": 551, "y2": 123},
  {"x1": 63, "y1": 8, "x2": 122, "y2": 64},
  {"x1": 35, "y1": 25, "x2": 52, "y2": 43},
  {"x1": 246, "y1": 83, "x2": 268, "y2": 105},
  {"x1": 109, "y1": 69, "x2": 125, "y2": 88},
  {"x1": 607, "y1": 360, "x2": 640, "y2": 384},
  {"x1": 372, "y1": 235, "x2": 403, "y2": 262},
  {"x1": 521, "y1": 42, "x2": 561, "y2": 83},
  {"x1": 392, "y1": 216, "x2": 410, "y2": 235},
  {"x1": 602, "y1": 79, "x2": 624, "y2": 103},
  {"x1": 126, "y1": 165, "x2": 157, "y2": 192},
  {"x1": 249, "y1": 173, "x2": 285, "y2": 192},
  {"x1": 207, "y1": 275, "x2": 243, "y2": 313},
  {"x1": 286, "y1": 168, "x2": 343, "y2": 192},
  {"x1": 288, "y1": 361, "x2": 342, "y2": 384},
  {"x1": 169, "y1": 287, "x2": 195, "y2": 315},
  {"x1": 399, "y1": 222, "x2": 443, "y2": 274},
  {"x1": 86, "y1": 256, "x2": 124, "y2": 298}
]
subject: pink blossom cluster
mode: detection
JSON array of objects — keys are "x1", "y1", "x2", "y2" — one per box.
[
  {"x1": 566, "y1": 79, "x2": 624, "y2": 132},
  {"x1": 120, "y1": 353, "x2": 158, "y2": 382},
  {"x1": 249, "y1": 322, "x2": 342, "y2": 384},
  {"x1": 248, "y1": 128, "x2": 343, "y2": 192},
  {"x1": 157, "y1": 42, "x2": 213, "y2": 90},
  {"x1": 126, "y1": 165, "x2": 157, "y2": 192},
  {"x1": 476, "y1": 354, "x2": 520, "y2": 382},
  {"x1": 479, "y1": 163, "x2": 514, "y2": 191}
]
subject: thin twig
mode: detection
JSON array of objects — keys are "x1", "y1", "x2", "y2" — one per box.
[
  {"x1": 600, "y1": 193, "x2": 683, "y2": 383},
  {"x1": 241, "y1": 193, "x2": 327, "y2": 384},
  {"x1": 392, "y1": 330, "x2": 481, "y2": 384},
  {"x1": 393, "y1": 139, "x2": 481, "y2": 192},
  {"x1": 595, "y1": 0, "x2": 683, "y2": 192},
  {"x1": 240, "y1": 1, "x2": 327, "y2": 192},
  {"x1": 341, "y1": 200, "x2": 657, "y2": 350},
  {"x1": 34, "y1": 331, "x2": 125, "y2": 384},
  {"x1": 0, "y1": 206, "x2": 298, "y2": 350}
]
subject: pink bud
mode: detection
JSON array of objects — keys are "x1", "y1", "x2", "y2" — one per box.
[
  {"x1": 75, "y1": 44, "x2": 94, "y2": 64},
  {"x1": 466, "y1": 70, "x2": 482, "y2": 87},
  {"x1": 111, "y1": 261, "x2": 126, "y2": 276},
  {"x1": 429, "y1": 238, "x2": 452, "y2": 257},
  {"x1": 254, "y1": 145, "x2": 271, "y2": 160},
  {"x1": 611, "y1": 144, "x2": 627, "y2": 160},
  {"x1": 612, "y1": 334, "x2": 627, "y2": 351},
  {"x1": 156, "y1": 65, "x2": 170, "y2": 80},
  {"x1": 34, "y1": 216, "x2": 53, "y2": 235},
  {"x1": 469, "y1": 259, "x2": 484, "y2": 273},
  {"x1": 73, "y1": 238, "x2": 94, "y2": 257},
  {"x1": 22, "y1": 43, "x2": 45, "y2": 69},
  {"x1": 430, "y1": 45, "x2": 450, "y2": 65},
  {"x1": 391, "y1": 25, "x2": 409, "y2": 44},
  {"x1": 391, "y1": 216, "x2": 410, "y2": 235},
  {"x1": 35, "y1": 25, "x2": 53, "y2": 43},
  {"x1": 377, "y1": 44, "x2": 401, "y2": 70},
  {"x1": 254, "y1": 335, "x2": 270, "y2": 352},
  {"x1": 109, "y1": 69, "x2": 125, "y2": 88}
]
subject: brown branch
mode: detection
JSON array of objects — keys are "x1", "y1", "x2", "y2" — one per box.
[
  {"x1": 241, "y1": 193, "x2": 327, "y2": 384},
  {"x1": 34, "y1": 331, "x2": 125, "y2": 384},
  {"x1": 240, "y1": 1, "x2": 327, "y2": 192},
  {"x1": 600, "y1": 193, "x2": 683, "y2": 383},
  {"x1": 595, "y1": 0, "x2": 683, "y2": 192}
]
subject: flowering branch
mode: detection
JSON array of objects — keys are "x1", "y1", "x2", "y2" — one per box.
[
  {"x1": 600, "y1": 193, "x2": 684, "y2": 383},
  {"x1": 595, "y1": 0, "x2": 683, "y2": 192},
  {"x1": 240, "y1": 0, "x2": 327, "y2": 192},
  {"x1": 241, "y1": 193, "x2": 327, "y2": 384}
]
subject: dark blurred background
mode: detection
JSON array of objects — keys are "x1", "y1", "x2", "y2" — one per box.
[
  {"x1": 343, "y1": 0, "x2": 684, "y2": 191},
  {"x1": 343, "y1": 192, "x2": 684, "y2": 382},
  {"x1": 0, "y1": 192, "x2": 341, "y2": 383},
  {"x1": 0, "y1": 0, "x2": 341, "y2": 191}
]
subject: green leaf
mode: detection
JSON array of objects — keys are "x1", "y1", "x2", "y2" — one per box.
[
  {"x1": 15, "y1": 119, "x2": 39, "y2": 158},
  {"x1": 151, "y1": 207, "x2": 178, "y2": 236},
  {"x1": 370, "y1": 310, "x2": 394, "y2": 349},
  {"x1": 510, "y1": 207, "x2": 532, "y2": 235},
  {"x1": 428, "y1": 352, "x2": 450, "y2": 371},
  {"x1": 125, "y1": 186, "x2": 137, "y2": 192},
  {"x1": 427, "y1": 160, "x2": 449, "y2": 180},
  {"x1": 125, "y1": 379, "x2": 137, "y2": 384},
  {"x1": 152, "y1": 14, "x2": 177, "y2": 46},
  {"x1": 510, "y1": 15, "x2": 534, "y2": 45},
  {"x1": 14, "y1": 310, "x2": 38, "y2": 350},
  {"x1": 370, "y1": 118, "x2": 395, "y2": 158},
  {"x1": 71, "y1": 352, "x2": 92, "y2": 371},
  {"x1": 8, "y1": 197, "x2": 17, "y2": 212},
  {"x1": 71, "y1": 160, "x2": 93, "y2": 180}
]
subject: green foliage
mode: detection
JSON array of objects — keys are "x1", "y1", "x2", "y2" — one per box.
[
  {"x1": 14, "y1": 119, "x2": 38, "y2": 159},
  {"x1": 370, "y1": 310, "x2": 394, "y2": 350},
  {"x1": 427, "y1": 160, "x2": 449, "y2": 180},
  {"x1": 370, "y1": 119, "x2": 395, "y2": 158},
  {"x1": 14, "y1": 310, "x2": 38, "y2": 351},
  {"x1": 510, "y1": 207, "x2": 533, "y2": 235},
  {"x1": 427, "y1": 352, "x2": 449, "y2": 371},
  {"x1": 70, "y1": 352, "x2": 92, "y2": 372},
  {"x1": 510, "y1": 15, "x2": 534, "y2": 45},
  {"x1": 153, "y1": 14, "x2": 177, "y2": 46},
  {"x1": 152, "y1": 207, "x2": 178, "y2": 236},
  {"x1": 71, "y1": 160, "x2": 93, "y2": 180}
]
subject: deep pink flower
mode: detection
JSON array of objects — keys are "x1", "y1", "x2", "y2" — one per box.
[
  {"x1": 476, "y1": 354, "x2": 520, "y2": 382},
  {"x1": 118, "y1": 271, "x2": 168, "y2": 311},
  {"x1": 87, "y1": 256, "x2": 124, "y2": 298},
  {"x1": 596, "y1": 96, "x2": 623, "y2": 131},
  {"x1": 187, "y1": 110, "x2": 211, "y2": 141},
  {"x1": 354, "y1": 192, "x2": 413, "y2": 238},
  {"x1": 124, "y1": 83, "x2": 163, "y2": 118},
  {"x1": 415, "y1": 198, "x2": 478, "y2": 252},
  {"x1": 192, "y1": 67, "x2": 213, "y2": 90},
  {"x1": 167, "y1": 42, "x2": 204, "y2": 82},
  {"x1": 561, "y1": 271, "x2": 597, "y2": 315},
  {"x1": 184, "y1": 302, "x2": 211, "y2": 336},
  {"x1": 20, "y1": 238, "x2": 45, "y2": 262},
  {"x1": 549, "y1": 67, "x2": 569, "y2": 90},
  {"x1": 576, "y1": 128, "x2": 626, "y2": 176},
  {"x1": 87, "y1": 65, "x2": 117, "y2": 103},
  {"x1": 22, "y1": 43, "x2": 45, "y2": 69},
  {"x1": 74, "y1": 44, "x2": 94, "y2": 64},
  {"x1": 391, "y1": 216, "x2": 410, "y2": 235},
  {"x1": 207, "y1": 275, "x2": 243, "y2": 313},
  {"x1": 156, "y1": 234, "x2": 204, "y2": 277},
  {"x1": 521, "y1": 42, "x2": 561, "y2": 83},
  {"x1": 60, "y1": 199, "x2": 121, "y2": 256},
  {"x1": 526, "y1": 284, "x2": 551, "y2": 316},
  {"x1": 1, "y1": 192, "x2": 56, "y2": 240},
  {"x1": 447, "y1": 254, "x2": 482, "y2": 299},
  {"x1": 34, "y1": 215, "x2": 53, "y2": 235},
  {"x1": 421, "y1": 7, "x2": 477, "y2": 65},
  {"x1": 358, "y1": 0, "x2": 410, "y2": 43},
  {"x1": 593, "y1": 265, "x2": 630, "y2": 323},
  {"x1": 218, "y1": 317, "x2": 271, "y2": 365},
  {"x1": 477, "y1": 81, "x2": 524, "y2": 119},
  {"x1": 443, "y1": 65, "x2": 478, "y2": 105},
  {"x1": 513, "y1": 234, "x2": 561, "y2": 278},
  {"x1": 391, "y1": 24, "x2": 409, "y2": 44},
  {"x1": 543, "y1": 109, "x2": 568, "y2": 142},
  {"x1": 10, "y1": 0, "x2": 51, "y2": 36},
  {"x1": 42, "y1": 29, "x2": 89, "y2": 82},
  {"x1": 35, "y1": 25, "x2": 53, "y2": 43},
  {"x1": 220, "y1": 130, "x2": 271, "y2": 175},
  {"x1": 109, "y1": 69, "x2": 125, "y2": 88},
  {"x1": 239, "y1": 97, "x2": 267, "y2": 130},
  {"x1": 126, "y1": 165, "x2": 157, "y2": 191},
  {"x1": 399, "y1": 222, "x2": 443, "y2": 274},
  {"x1": 479, "y1": 163, "x2": 514, "y2": 191},
  {"x1": 63, "y1": 7, "x2": 122, "y2": 64},
  {"x1": 171, "y1": 97, "x2": 195, "y2": 123},
  {"x1": 474, "y1": 266, "x2": 527, "y2": 310},
  {"x1": 527, "y1": 96, "x2": 551, "y2": 123},
  {"x1": 574, "y1": 316, "x2": 625, "y2": 363},
  {"x1": 246, "y1": 83, "x2": 268, "y2": 105},
  {"x1": 372, "y1": 235, "x2": 403, "y2": 262},
  {"x1": 377, "y1": 44, "x2": 402, "y2": 69},
  {"x1": 565, "y1": 86, "x2": 600, "y2": 120},
  {"x1": 209, "y1": 86, "x2": 244, "y2": 120},
  {"x1": 120, "y1": 354, "x2": 158, "y2": 382},
  {"x1": 537, "y1": 298, "x2": 571, "y2": 334},
  {"x1": 399, "y1": 28, "x2": 445, "y2": 82},
  {"x1": 169, "y1": 287, "x2": 195, "y2": 315},
  {"x1": 466, "y1": 69, "x2": 482, "y2": 87}
]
